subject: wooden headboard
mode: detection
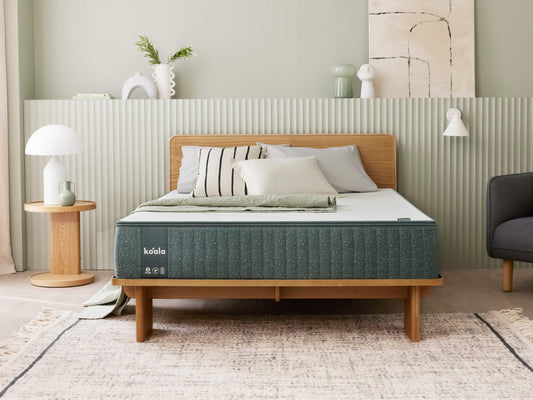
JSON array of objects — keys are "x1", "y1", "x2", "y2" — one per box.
[{"x1": 169, "y1": 134, "x2": 397, "y2": 191}]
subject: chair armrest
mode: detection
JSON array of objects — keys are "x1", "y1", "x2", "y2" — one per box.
[{"x1": 486, "y1": 172, "x2": 533, "y2": 256}]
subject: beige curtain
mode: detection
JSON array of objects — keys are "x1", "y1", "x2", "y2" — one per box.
[{"x1": 0, "y1": 0, "x2": 15, "y2": 274}]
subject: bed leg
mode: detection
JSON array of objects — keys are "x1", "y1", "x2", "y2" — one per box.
[
  {"x1": 274, "y1": 287, "x2": 281, "y2": 302},
  {"x1": 135, "y1": 286, "x2": 153, "y2": 342},
  {"x1": 404, "y1": 286, "x2": 420, "y2": 342}
]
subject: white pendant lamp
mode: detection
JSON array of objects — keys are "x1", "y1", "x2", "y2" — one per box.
[{"x1": 25, "y1": 125, "x2": 84, "y2": 204}]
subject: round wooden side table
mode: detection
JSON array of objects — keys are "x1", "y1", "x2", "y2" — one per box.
[{"x1": 24, "y1": 200, "x2": 97, "y2": 287}]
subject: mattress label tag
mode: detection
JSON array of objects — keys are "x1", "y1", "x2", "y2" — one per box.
[
  {"x1": 141, "y1": 227, "x2": 168, "y2": 278},
  {"x1": 397, "y1": 217, "x2": 411, "y2": 222}
]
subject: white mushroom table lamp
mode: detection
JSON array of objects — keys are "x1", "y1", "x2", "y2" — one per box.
[{"x1": 25, "y1": 125, "x2": 84, "y2": 204}]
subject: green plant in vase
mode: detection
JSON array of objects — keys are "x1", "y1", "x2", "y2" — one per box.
[{"x1": 135, "y1": 35, "x2": 195, "y2": 98}]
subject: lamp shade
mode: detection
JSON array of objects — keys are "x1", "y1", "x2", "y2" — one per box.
[
  {"x1": 443, "y1": 108, "x2": 469, "y2": 137},
  {"x1": 25, "y1": 124, "x2": 84, "y2": 155}
]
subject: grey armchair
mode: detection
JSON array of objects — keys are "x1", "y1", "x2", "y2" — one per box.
[{"x1": 486, "y1": 172, "x2": 533, "y2": 291}]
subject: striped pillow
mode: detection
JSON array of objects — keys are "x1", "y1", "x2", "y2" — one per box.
[{"x1": 193, "y1": 145, "x2": 263, "y2": 197}]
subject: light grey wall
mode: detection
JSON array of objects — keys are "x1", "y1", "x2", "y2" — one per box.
[
  {"x1": 8, "y1": 0, "x2": 533, "y2": 271},
  {"x1": 33, "y1": 0, "x2": 368, "y2": 99},
  {"x1": 475, "y1": 0, "x2": 533, "y2": 96},
  {"x1": 31, "y1": 0, "x2": 533, "y2": 100}
]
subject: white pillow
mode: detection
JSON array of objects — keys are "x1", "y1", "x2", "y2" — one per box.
[
  {"x1": 232, "y1": 157, "x2": 338, "y2": 195},
  {"x1": 266, "y1": 145, "x2": 377, "y2": 193},
  {"x1": 177, "y1": 146, "x2": 206, "y2": 193},
  {"x1": 193, "y1": 145, "x2": 263, "y2": 197}
]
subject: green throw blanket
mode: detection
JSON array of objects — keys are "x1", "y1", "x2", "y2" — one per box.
[
  {"x1": 133, "y1": 194, "x2": 337, "y2": 213},
  {"x1": 79, "y1": 281, "x2": 130, "y2": 319}
]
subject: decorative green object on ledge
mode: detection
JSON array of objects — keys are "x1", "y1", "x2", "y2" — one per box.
[{"x1": 331, "y1": 64, "x2": 356, "y2": 98}]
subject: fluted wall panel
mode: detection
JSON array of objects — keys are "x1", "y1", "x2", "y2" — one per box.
[{"x1": 24, "y1": 98, "x2": 532, "y2": 270}]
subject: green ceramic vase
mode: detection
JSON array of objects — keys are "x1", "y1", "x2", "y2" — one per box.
[
  {"x1": 59, "y1": 181, "x2": 76, "y2": 206},
  {"x1": 331, "y1": 64, "x2": 356, "y2": 98}
]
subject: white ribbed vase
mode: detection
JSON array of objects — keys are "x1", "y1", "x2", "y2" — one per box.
[{"x1": 152, "y1": 64, "x2": 176, "y2": 99}]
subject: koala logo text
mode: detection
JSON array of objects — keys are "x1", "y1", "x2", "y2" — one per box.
[{"x1": 143, "y1": 247, "x2": 166, "y2": 255}]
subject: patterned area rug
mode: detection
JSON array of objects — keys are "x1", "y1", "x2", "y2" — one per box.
[{"x1": 0, "y1": 308, "x2": 532, "y2": 399}]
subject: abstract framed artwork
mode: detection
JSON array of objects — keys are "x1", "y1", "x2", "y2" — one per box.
[{"x1": 369, "y1": 0, "x2": 475, "y2": 98}]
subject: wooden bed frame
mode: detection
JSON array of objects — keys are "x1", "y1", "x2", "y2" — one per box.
[{"x1": 112, "y1": 134, "x2": 443, "y2": 342}]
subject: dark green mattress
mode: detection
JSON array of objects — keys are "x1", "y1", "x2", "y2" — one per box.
[{"x1": 114, "y1": 221, "x2": 439, "y2": 280}]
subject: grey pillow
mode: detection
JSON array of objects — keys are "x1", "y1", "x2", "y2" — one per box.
[
  {"x1": 266, "y1": 145, "x2": 377, "y2": 193},
  {"x1": 256, "y1": 142, "x2": 290, "y2": 156}
]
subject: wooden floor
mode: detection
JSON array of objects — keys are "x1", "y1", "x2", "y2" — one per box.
[{"x1": 1, "y1": 268, "x2": 533, "y2": 341}]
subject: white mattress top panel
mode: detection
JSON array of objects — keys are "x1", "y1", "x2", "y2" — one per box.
[{"x1": 119, "y1": 189, "x2": 433, "y2": 223}]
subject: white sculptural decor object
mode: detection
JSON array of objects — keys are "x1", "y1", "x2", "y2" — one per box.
[
  {"x1": 122, "y1": 72, "x2": 158, "y2": 99},
  {"x1": 357, "y1": 64, "x2": 376, "y2": 99},
  {"x1": 152, "y1": 64, "x2": 176, "y2": 99},
  {"x1": 25, "y1": 125, "x2": 84, "y2": 204}
]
